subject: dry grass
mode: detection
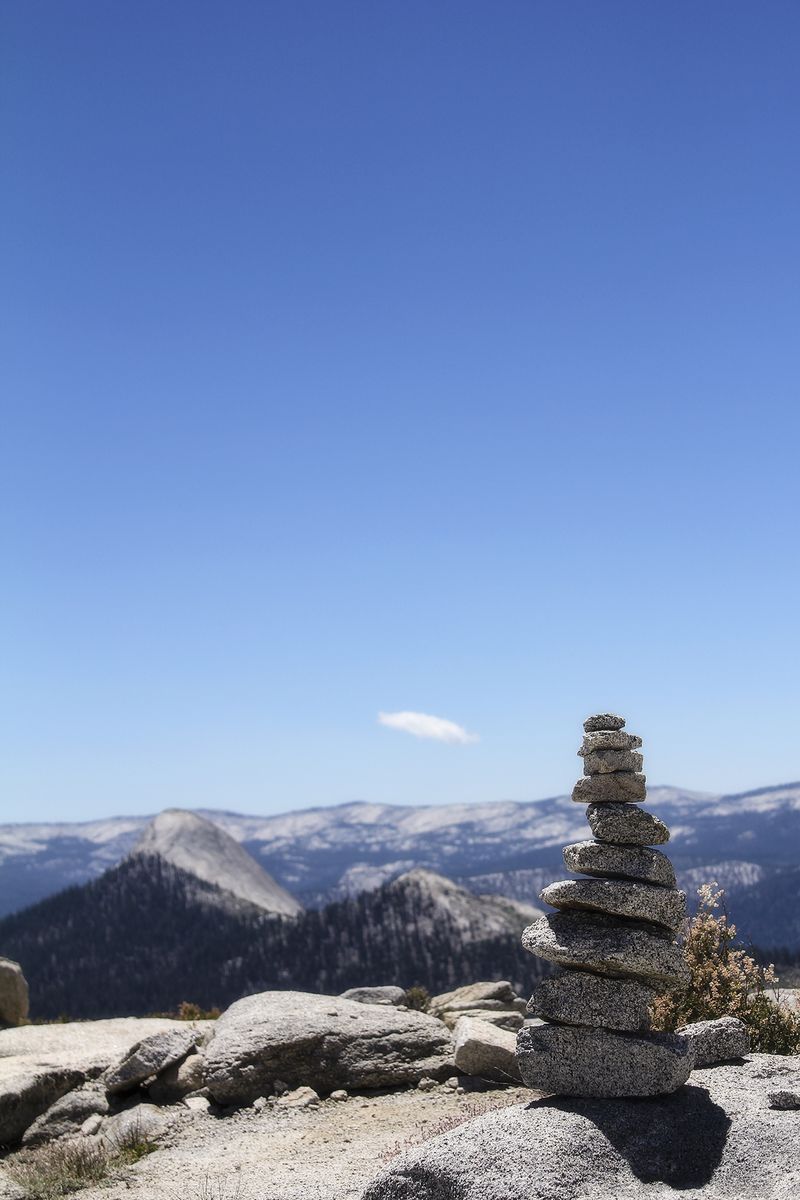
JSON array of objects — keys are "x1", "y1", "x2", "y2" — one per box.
[
  {"x1": 7, "y1": 1119, "x2": 158, "y2": 1199},
  {"x1": 6, "y1": 1142, "x2": 109, "y2": 1200}
]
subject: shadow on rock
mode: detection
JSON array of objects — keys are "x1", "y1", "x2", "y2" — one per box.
[{"x1": 530, "y1": 1084, "x2": 731, "y2": 1189}]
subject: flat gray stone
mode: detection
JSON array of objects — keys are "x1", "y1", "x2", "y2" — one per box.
[
  {"x1": 522, "y1": 911, "x2": 690, "y2": 987},
  {"x1": 563, "y1": 839, "x2": 676, "y2": 887},
  {"x1": 203, "y1": 990, "x2": 455, "y2": 1104},
  {"x1": 340, "y1": 986, "x2": 407, "y2": 1006},
  {"x1": 586, "y1": 802, "x2": 669, "y2": 845},
  {"x1": 527, "y1": 969, "x2": 658, "y2": 1031},
  {"x1": 579, "y1": 731, "x2": 642, "y2": 755},
  {"x1": 541, "y1": 877, "x2": 685, "y2": 931},
  {"x1": 453, "y1": 1017, "x2": 521, "y2": 1083},
  {"x1": 516, "y1": 1021, "x2": 694, "y2": 1097},
  {"x1": 104, "y1": 1026, "x2": 202, "y2": 1095},
  {"x1": 360, "y1": 1055, "x2": 800, "y2": 1200},
  {"x1": 572, "y1": 773, "x2": 647, "y2": 804},
  {"x1": 583, "y1": 713, "x2": 625, "y2": 732},
  {"x1": 768, "y1": 1089, "x2": 800, "y2": 1109},
  {"x1": 583, "y1": 749, "x2": 644, "y2": 775},
  {"x1": 679, "y1": 1016, "x2": 750, "y2": 1066},
  {"x1": 0, "y1": 958, "x2": 29, "y2": 1027}
]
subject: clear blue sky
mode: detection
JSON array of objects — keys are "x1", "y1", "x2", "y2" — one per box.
[{"x1": 2, "y1": 1, "x2": 799, "y2": 823}]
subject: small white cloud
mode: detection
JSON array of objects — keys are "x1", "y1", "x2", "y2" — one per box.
[{"x1": 378, "y1": 710, "x2": 479, "y2": 745}]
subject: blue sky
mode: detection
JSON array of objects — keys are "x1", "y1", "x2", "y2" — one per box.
[{"x1": 2, "y1": 1, "x2": 799, "y2": 822}]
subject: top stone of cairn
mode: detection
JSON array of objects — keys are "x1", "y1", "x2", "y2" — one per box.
[{"x1": 583, "y1": 713, "x2": 625, "y2": 733}]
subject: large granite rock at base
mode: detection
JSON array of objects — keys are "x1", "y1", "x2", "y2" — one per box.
[
  {"x1": 452, "y1": 1017, "x2": 521, "y2": 1083},
  {"x1": 679, "y1": 1017, "x2": 750, "y2": 1067},
  {"x1": 572, "y1": 772, "x2": 647, "y2": 804},
  {"x1": 203, "y1": 991, "x2": 454, "y2": 1104},
  {"x1": 361, "y1": 1056, "x2": 800, "y2": 1199},
  {"x1": 522, "y1": 911, "x2": 690, "y2": 987},
  {"x1": 586, "y1": 803, "x2": 669, "y2": 845},
  {"x1": 541, "y1": 877, "x2": 686, "y2": 931},
  {"x1": 104, "y1": 1026, "x2": 203, "y2": 1094},
  {"x1": 516, "y1": 1021, "x2": 694, "y2": 1097},
  {"x1": 563, "y1": 839, "x2": 676, "y2": 887},
  {"x1": 0, "y1": 958, "x2": 29, "y2": 1026},
  {"x1": 340, "y1": 986, "x2": 407, "y2": 1006},
  {"x1": 527, "y1": 970, "x2": 658, "y2": 1032},
  {"x1": 0, "y1": 1017, "x2": 212, "y2": 1147}
]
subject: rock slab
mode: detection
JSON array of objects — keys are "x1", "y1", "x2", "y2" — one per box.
[
  {"x1": 572, "y1": 773, "x2": 647, "y2": 804},
  {"x1": 203, "y1": 990, "x2": 454, "y2": 1104},
  {"x1": 586, "y1": 802, "x2": 669, "y2": 845},
  {"x1": 340, "y1": 986, "x2": 407, "y2": 1006},
  {"x1": 563, "y1": 839, "x2": 676, "y2": 887},
  {"x1": 522, "y1": 911, "x2": 690, "y2": 987},
  {"x1": 541, "y1": 877, "x2": 686, "y2": 931},
  {"x1": 516, "y1": 1020, "x2": 694, "y2": 1098},
  {"x1": 361, "y1": 1056, "x2": 800, "y2": 1200},
  {"x1": 527, "y1": 970, "x2": 658, "y2": 1032}
]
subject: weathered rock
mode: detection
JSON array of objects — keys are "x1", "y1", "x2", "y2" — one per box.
[
  {"x1": 442, "y1": 1009, "x2": 523, "y2": 1032},
  {"x1": 417, "y1": 1077, "x2": 437, "y2": 1091},
  {"x1": 579, "y1": 731, "x2": 642, "y2": 754},
  {"x1": 330, "y1": 1088, "x2": 348, "y2": 1102},
  {"x1": 203, "y1": 991, "x2": 454, "y2": 1104},
  {"x1": 679, "y1": 1016, "x2": 750, "y2": 1066},
  {"x1": 0, "y1": 957, "x2": 29, "y2": 1026},
  {"x1": 582, "y1": 749, "x2": 644, "y2": 775},
  {"x1": 453, "y1": 1017, "x2": 521, "y2": 1084},
  {"x1": 521, "y1": 911, "x2": 689, "y2": 987},
  {"x1": 148, "y1": 1050, "x2": 205, "y2": 1103},
  {"x1": 563, "y1": 839, "x2": 676, "y2": 887},
  {"x1": 583, "y1": 713, "x2": 625, "y2": 732},
  {"x1": 516, "y1": 1020, "x2": 694, "y2": 1097},
  {"x1": 768, "y1": 1089, "x2": 800, "y2": 1109},
  {"x1": 541, "y1": 877, "x2": 686, "y2": 931},
  {"x1": 80, "y1": 1114, "x2": 103, "y2": 1136},
  {"x1": 22, "y1": 1082, "x2": 109, "y2": 1147},
  {"x1": 104, "y1": 1026, "x2": 203, "y2": 1095},
  {"x1": 572, "y1": 772, "x2": 646, "y2": 804},
  {"x1": 527, "y1": 970, "x2": 658, "y2": 1032},
  {"x1": 102, "y1": 1102, "x2": 171, "y2": 1148},
  {"x1": 0, "y1": 1017, "x2": 200, "y2": 1147},
  {"x1": 429, "y1": 981, "x2": 519, "y2": 1015},
  {"x1": 183, "y1": 1094, "x2": 211, "y2": 1113},
  {"x1": 586, "y1": 802, "x2": 669, "y2": 845},
  {"x1": 340, "y1": 986, "x2": 407, "y2": 1006},
  {"x1": 361, "y1": 1056, "x2": 800, "y2": 1200}
]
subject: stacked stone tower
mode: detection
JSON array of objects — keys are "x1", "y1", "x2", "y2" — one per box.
[{"x1": 516, "y1": 713, "x2": 695, "y2": 1097}]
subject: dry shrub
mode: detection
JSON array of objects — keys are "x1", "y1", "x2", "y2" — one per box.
[
  {"x1": 7, "y1": 1141, "x2": 109, "y2": 1199},
  {"x1": 651, "y1": 883, "x2": 800, "y2": 1054},
  {"x1": 403, "y1": 985, "x2": 431, "y2": 1013}
]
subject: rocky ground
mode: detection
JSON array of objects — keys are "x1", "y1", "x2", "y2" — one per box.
[{"x1": 0, "y1": 1081, "x2": 528, "y2": 1200}]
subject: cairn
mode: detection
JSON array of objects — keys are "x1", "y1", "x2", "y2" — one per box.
[{"x1": 516, "y1": 713, "x2": 694, "y2": 1097}]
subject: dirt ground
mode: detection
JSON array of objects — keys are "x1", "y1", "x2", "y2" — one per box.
[{"x1": 0, "y1": 1084, "x2": 531, "y2": 1200}]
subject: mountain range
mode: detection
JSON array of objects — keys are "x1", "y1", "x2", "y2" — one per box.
[{"x1": 2, "y1": 782, "x2": 800, "y2": 950}]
